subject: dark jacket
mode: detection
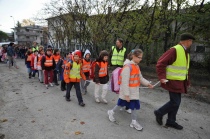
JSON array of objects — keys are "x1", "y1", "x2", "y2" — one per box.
[
  {"x1": 156, "y1": 45, "x2": 190, "y2": 93},
  {"x1": 93, "y1": 60, "x2": 109, "y2": 84},
  {"x1": 7, "y1": 45, "x2": 15, "y2": 57},
  {"x1": 41, "y1": 54, "x2": 56, "y2": 71},
  {"x1": 109, "y1": 46, "x2": 127, "y2": 67}
]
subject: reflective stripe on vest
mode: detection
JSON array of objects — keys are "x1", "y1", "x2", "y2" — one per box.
[
  {"x1": 111, "y1": 46, "x2": 126, "y2": 66},
  {"x1": 82, "y1": 59, "x2": 91, "y2": 72},
  {"x1": 44, "y1": 56, "x2": 53, "y2": 67},
  {"x1": 53, "y1": 55, "x2": 60, "y2": 64},
  {"x1": 97, "y1": 62, "x2": 108, "y2": 77},
  {"x1": 166, "y1": 44, "x2": 190, "y2": 80},
  {"x1": 119, "y1": 64, "x2": 140, "y2": 87},
  {"x1": 37, "y1": 55, "x2": 43, "y2": 66},
  {"x1": 69, "y1": 62, "x2": 81, "y2": 79}
]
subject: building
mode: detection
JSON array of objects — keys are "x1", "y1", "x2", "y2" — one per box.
[{"x1": 13, "y1": 25, "x2": 47, "y2": 46}]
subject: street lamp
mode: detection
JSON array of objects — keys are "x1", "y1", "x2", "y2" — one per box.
[{"x1": 10, "y1": 16, "x2": 16, "y2": 42}]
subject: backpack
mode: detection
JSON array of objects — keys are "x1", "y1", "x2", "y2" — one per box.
[
  {"x1": 110, "y1": 64, "x2": 132, "y2": 94},
  {"x1": 89, "y1": 61, "x2": 101, "y2": 79}
]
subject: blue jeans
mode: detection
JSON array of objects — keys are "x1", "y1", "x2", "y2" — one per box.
[{"x1": 157, "y1": 91, "x2": 181, "y2": 124}]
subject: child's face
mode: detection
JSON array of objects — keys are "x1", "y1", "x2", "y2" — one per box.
[
  {"x1": 74, "y1": 55, "x2": 79, "y2": 61},
  {"x1": 85, "y1": 54, "x2": 90, "y2": 59},
  {"x1": 133, "y1": 53, "x2": 143, "y2": 64},
  {"x1": 47, "y1": 51, "x2": 51, "y2": 55},
  {"x1": 66, "y1": 54, "x2": 70, "y2": 58},
  {"x1": 103, "y1": 56, "x2": 108, "y2": 61},
  {"x1": 34, "y1": 52, "x2": 38, "y2": 55},
  {"x1": 40, "y1": 50, "x2": 44, "y2": 55},
  {"x1": 56, "y1": 51, "x2": 60, "y2": 55},
  {"x1": 29, "y1": 49, "x2": 32, "y2": 52}
]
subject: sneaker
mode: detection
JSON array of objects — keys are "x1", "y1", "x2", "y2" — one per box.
[
  {"x1": 15, "y1": 66, "x2": 19, "y2": 69},
  {"x1": 130, "y1": 120, "x2": 143, "y2": 131},
  {"x1": 165, "y1": 122, "x2": 183, "y2": 130},
  {"x1": 79, "y1": 102, "x2": 85, "y2": 107},
  {"x1": 126, "y1": 109, "x2": 132, "y2": 114},
  {"x1": 49, "y1": 83, "x2": 54, "y2": 87},
  {"x1": 46, "y1": 85, "x2": 49, "y2": 89},
  {"x1": 65, "y1": 98, "x2": 71, "y2": 102},
  {"x1": 107, "y1": 110, "x2": 115, "y2": 122},
  {"x1": 54, "y1": 83, "x2": 59, "y2": 86},
  {"x1": 95, "y1": 98, "x2": 100, "y2": 103},
  {"x1": 102, "y1": 98, "x2": 108, "y2": 104}
]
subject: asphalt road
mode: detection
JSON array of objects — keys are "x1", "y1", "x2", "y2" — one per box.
[{"x1": 0, "y1": 59, "x2": 209, "y2": 139}]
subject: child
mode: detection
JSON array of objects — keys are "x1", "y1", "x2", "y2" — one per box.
[
  {"x1": 107, "y1": 49, "x2": 153, "y2": 131},
  {"x1": 63, "y1": 50, "x2": 86, "y2": 107},
  {"x1": 58, "y1": 53, "x2": 71, "y2": 91},
  {"x1": 31, "y1": 50, "x2": 39, "y2": 78},
  {"x1": 53, "y1": 49, "x2": 60, "y2": 86},
  {"x1": 25, "y1": 47, "x2": 33, "y2": 78},
  {"x1": 41, "y1": 48, "x2": 56, "y2": 88},
  {"x1": 37, "y1": 49, "x2": 45, "y2": 83},
  {"x1": 94, "y1": 50, "x2": 109, "y2": 103},
  {"x1": 81, "y1": 49, "x2": 91, "y2": 94}
]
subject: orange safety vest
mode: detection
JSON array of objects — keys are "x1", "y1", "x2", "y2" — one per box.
[
  {"x1": 97, "y1": 61, "x2": 108, "y2": 77},
  {"x1": 82, "y1": 59, "x2": 91, "y2": 73},
  {"x1": 44, "y1": 56, "x2": 53, "y2": 67},
  {"x1": 53, "y1": 55, "x2": 60, "y2": 64},
  {"x1": 63, "y1": 62, "x2": 71, "y2": 83},
  {"x1": 27, "y1": 54, "x2": 32, "y2": 61},
  {"x1": 119, "y1": 64, "x2": 140, "y2": 87},
  {"x1": 37, "y1": 55, "x2": 43, "y2": 67}
]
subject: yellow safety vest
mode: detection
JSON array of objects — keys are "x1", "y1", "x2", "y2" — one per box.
[
  {"x1": 32, "y1": 46, "x2": 39, "y2": 52},
  {"x1": 166, "y1": 44, "x2": 190, "y2": 80},
  {"x1": 111, "y1": 46, "x2": 126, "y2": 66},
  {"x1": 69, "y1": 62, "x2": 81, "y2": 79}
]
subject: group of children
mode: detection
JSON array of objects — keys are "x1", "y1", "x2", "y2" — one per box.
[{"x1": 25, "y1": 47, "x2": 153, "y2": 131}]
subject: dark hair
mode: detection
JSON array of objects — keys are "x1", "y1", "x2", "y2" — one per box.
[
  {"x1": 46, "y1": 48, "x2": 52, "y2": 52},
  {"x1": 53, "y1": 49, "x2": 59, "y2": 55},
  {"x1": 64, "y1": 53, "x2": 69, "y2": 57},
  {"x1": 128, "y1": 49, "x2": 143, "y2": 60},
  {"x1": 116, "y1": 38, "x2": 123, "y2": 44},
  {"x1": 97, "y1": 50, "x2": 109, "y2": 61}
]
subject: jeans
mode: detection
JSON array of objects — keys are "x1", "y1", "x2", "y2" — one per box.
[
  {"x1": 32, "y1": 70, "x2": 38, "y2": 77},
  {"x1": 38, "y1": 70, "x2": 44, "y2": 82},
  {"x1": 80, "y1": 75, "x2": 90, "y2": 91},
  {"x1": 53, "y1": 70, "x2": 58, "y2": 84},
  {"x1": 157, "y1": 91, "x2": 181, "y2": 124},
  {"x1": 66, "y1": 82, "x2": 83, "y2": 103}
]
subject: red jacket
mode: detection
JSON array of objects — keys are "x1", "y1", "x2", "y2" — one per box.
[{"x1": 156, "y1": 46, "x2": 190, "y2": 93}]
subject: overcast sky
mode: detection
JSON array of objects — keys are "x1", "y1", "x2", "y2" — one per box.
[{"x1": 0, "y1": 0, "x2": 51, "y2": 33}]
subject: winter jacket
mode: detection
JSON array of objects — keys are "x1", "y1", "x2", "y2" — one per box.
[
  {"x1": 7, "y1": 46, "x2": 14, "y2": 57},
  {"x1": 119, "y1": 59, "x2": 150, "y2": 100}
]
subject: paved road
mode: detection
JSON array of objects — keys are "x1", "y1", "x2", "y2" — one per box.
[{"x1": 0, "y1": 59, "x2": 210, "y2": 139}]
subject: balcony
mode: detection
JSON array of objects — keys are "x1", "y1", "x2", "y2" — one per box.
[
  {"x1": 16, "y1": 32, "x2": 42, "y2": 36},
  {"x1": 16, "y1": 38, "x2": 35, "y2": 42}
]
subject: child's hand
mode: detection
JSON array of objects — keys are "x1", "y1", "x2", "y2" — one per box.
[
  {"x1": 148, "y1": 84, "x2": 154, "y2": 89},
  {"x1": 125, "y1": 96, "x2": 130, "y2": 102}
]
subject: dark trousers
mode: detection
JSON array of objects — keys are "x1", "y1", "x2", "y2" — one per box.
[
  {"x1": 157, "y1": 91, "x2": 181, "y2": 124},
  {"x1": 66, "y1": 82, "x2": 83, "y2": 103},
  {"x1": 53, "y1": 70, "x2": 58, "y2": 84},
  {"x1": 32, "y1": 70, "x2": 38, "y2": 77}
]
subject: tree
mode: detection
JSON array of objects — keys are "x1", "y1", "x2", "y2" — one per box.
[
  {"x1": 21, "y1": 19, "x2": 35, "y2": 26},
  {"x1": 16, "y1": 21, "x2": 21, "y2": 27},
  {"x1": 0, "y1": 30, "x2": 9, "y2": 41}
]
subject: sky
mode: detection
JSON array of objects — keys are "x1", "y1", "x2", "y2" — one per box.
[{"x1": 0, "y1": 0, "x2": 51, "y2": 33}]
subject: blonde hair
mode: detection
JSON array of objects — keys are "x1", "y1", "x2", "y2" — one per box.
[{"x1": 127, "y1": 49, "x2": 143, "y2": 60}]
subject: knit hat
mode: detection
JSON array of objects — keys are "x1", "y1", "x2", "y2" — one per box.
[
  {"x1": 74, "y1": 50, "x2": 82, "y2": 58},
  {"x1": 180, "y1": 33, "x2": 195, "y2": 41},
  {"x1": 83, "y1": 49, "x2": 91, "y2": 58}
]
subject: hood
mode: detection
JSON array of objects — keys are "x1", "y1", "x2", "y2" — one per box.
[
  {"x1": 123, "y1": 59, "x2": 131, "y2": 65},
  {"x1": 83, "y1": 49, "x2": 91, "y2": 58}
]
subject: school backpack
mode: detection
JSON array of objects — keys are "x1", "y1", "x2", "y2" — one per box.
[
  {"x1": 110, "y1": 64, "x2": 132, "y2": 94},
  {"x1": 90, "y1": 61, "x2": 101, "y2": 79}
]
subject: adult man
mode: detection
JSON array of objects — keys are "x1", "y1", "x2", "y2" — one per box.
[
  {"x1": 7, "y1": 42, "x2": 18, "y2": 69},
  {"x1": 109, "y1": 38, "x2": 127, "y2": 68},
  {"x1": 154, "y1": 33, "x2": 195, "y2": 130},
  {"x1": 32, "y1": 41, "x2": 39, "y2": 52}
]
